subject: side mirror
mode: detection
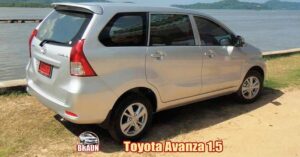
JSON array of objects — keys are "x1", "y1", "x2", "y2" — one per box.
[
  {"x1": 219, "y1": 38, "x2": 231, "y2": 46},
  {"x1": 235, "y1": 35, "x2": 245, "y2": 47}
]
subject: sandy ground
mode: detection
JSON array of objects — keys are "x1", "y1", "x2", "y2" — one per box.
[{"x1": 1, "y1": 87, "x2": 300, "y2": 157}]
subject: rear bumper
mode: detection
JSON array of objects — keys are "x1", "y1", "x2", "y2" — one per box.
[{"x1": 27, "y1": 78, "x2": 117, "y2": 124}]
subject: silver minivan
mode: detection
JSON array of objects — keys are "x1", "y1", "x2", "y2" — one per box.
[{"x1": 26, "y1": 2, "x2": 266, "y2": 141}]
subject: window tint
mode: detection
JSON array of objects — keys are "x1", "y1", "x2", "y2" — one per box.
[
  {"x1": 99, "y1": 13, "x2": 147, "y2": 47},
  {"x1": 37, "y1": 10, "x2": 92, "y2": 46},
  {"x1": 150, "y1": 14, "x2": 195, "y2": 46},
  {"x1": 194, "y1": 17, "x2": 233, "y2": 46}
]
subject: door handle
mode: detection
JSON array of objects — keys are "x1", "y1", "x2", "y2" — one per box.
[
  {"x1": 151, "y1": 51, "x2": 166, "y2": 60},
  {"x1": 204, "y1": 51, "x2": 216, "y2": 58}
]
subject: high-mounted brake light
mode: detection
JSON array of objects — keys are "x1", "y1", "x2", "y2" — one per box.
[
  {"x1": 29, "y1": 29, "x2": 38, "y2": 58},
  {"x1": 70, "y1": 39, "x2": 97, "y2": 77}
]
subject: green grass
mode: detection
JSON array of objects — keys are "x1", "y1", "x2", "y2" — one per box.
[
  {"x1": 264, "y1": 53, "x2": 300, "y2": 89},
  {"x1": 0, "y1": 87, "x2": 28, "y2": 97}
]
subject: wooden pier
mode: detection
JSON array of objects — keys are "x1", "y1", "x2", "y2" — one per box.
[{"x1": 0, "y1": 19, "x2": 42, "y2": 23}]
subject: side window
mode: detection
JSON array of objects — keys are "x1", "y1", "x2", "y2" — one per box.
[
  {"x1": 99, "y1": 13, "x2": 147, "y2": 47},
  {"x1": 194, "y1": 16, "x2": 234, "y2": 46},
  {"x1": 150, "y1": 14, "x2": 195, "y2": 46}
]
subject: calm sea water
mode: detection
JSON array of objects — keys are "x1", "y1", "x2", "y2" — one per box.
[{"x1": 0, "y1": 7, "x2": 300, "y2": 81}]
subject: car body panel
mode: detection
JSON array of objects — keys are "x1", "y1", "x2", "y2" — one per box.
[
  {"x1": 146, "y1": 46, "x2": 203, "y2": 102},
  {"x1": 201, "y1": 46, "x2": 244, "y2": 93}
]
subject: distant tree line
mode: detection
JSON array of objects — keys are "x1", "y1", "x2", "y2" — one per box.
[
  {"x1": 0, "y1": 0, "x2": 110, "y2": 7},
  {"x1": 0, "y1": 3, "x2": 50, "y2": 7},
  {"x1": 173, "y1": 0, "x2": 300, "y2": 10}
]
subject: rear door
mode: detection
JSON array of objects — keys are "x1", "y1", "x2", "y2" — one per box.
[
  {"x1": 193, "y1": 16, "x2": 243, "y2": 93},
  {"x1": 29, "y1": 9, "x2": 92, "y2": 101},
  {"x1": 146, "y1": 14, "x2": 203, "y2": 102}
]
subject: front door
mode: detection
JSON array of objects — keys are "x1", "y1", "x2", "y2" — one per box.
[{"x1": 194, "y1": 16, "x2": 243, "y2": 93}]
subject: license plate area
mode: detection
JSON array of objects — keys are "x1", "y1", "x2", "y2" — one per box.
[{"x1": 38, "y1": 61, "x2": 53, "y2": 78}]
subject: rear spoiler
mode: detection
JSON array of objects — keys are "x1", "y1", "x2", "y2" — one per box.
[{"x1": 52, "y1": 3, "x2": 103, "y2": 14}]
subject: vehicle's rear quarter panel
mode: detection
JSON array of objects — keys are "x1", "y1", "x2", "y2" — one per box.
[{"x1": 83, "y1": 13, "x2": 161, "y2": 109}]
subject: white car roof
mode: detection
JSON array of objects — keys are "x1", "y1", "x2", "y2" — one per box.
[{"x1": 52, "y1": 2, "x2": 204, "y2": 15}]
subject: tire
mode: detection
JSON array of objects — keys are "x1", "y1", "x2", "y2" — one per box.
[
  {"x1": 108, "y1": 93, "x2": 153, "y2": 142},
  {"x1": 235, "y1": 70, "x2": 264, "y2": 103}
]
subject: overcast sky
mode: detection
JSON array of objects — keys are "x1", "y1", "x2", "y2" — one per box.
[{"x1": 111, "y1": 0, "x2": 300, "y2": 6}]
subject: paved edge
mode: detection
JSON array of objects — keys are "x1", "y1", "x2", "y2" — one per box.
[
  {"x1": 262, "y1": 48, "x2": 300, "y2": 56},
  {"x1": 0, "y1": 48, "x2": 300, "y2": 89},
  {"x1": 0, "y1": 79, "x2": 27, "y2": 89}
]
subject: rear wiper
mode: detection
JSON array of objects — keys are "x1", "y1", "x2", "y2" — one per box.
[{"x1": 39, "y1": 39, "x2": 65, "y2": 47}]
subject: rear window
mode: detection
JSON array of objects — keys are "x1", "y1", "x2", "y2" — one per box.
[{"x1": 37, "y1": 10, "x2": 92, "y2": 46}]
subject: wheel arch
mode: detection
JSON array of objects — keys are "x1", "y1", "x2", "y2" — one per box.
[
  {"x1": 100, "y1": 87, "x2": 158, "y2": 128},
  {"x1": 113, "y1": 87, "x2": 158, "y2": 113},
  {"x1": 248, "y1": 66, "x2": 265, "y2": 79}
]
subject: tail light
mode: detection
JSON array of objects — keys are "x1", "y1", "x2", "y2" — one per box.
[
  {"x1": 29, "y1": 29, "x2": 38, "y2": 58},
  {"x1": 70, "y1": 39, "x2": 97, "y2": 77}
]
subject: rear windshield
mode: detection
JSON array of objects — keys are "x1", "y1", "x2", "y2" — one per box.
[{"x1": 37, "y1": 10, "x2": 92, "y2": 46}]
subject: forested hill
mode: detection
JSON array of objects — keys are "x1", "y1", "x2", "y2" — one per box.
[
  {"x1": 0, "y1": 0, "x2": 109, "y2": 7},
  {"x1": 1, "y1": 0, "x2": 300, "y2": 9},
  {"x1": 173, "y1": 0, "x2": 300, "y2": 10}
]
